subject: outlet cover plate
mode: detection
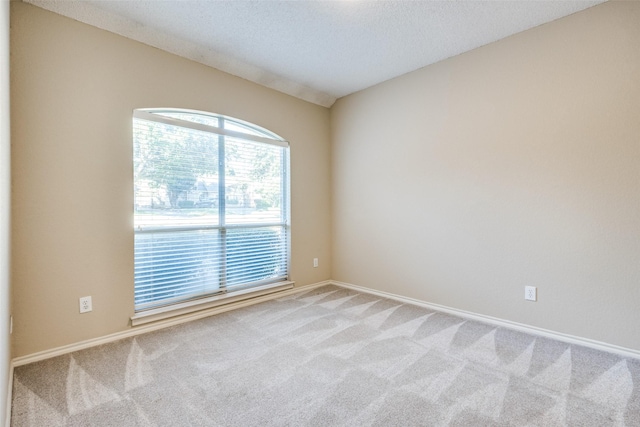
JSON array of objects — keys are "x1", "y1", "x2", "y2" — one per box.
[
  {"x1": 79, "y1": 296, "x2": 92, "y2": 313},
  {"x1": 525, "y1": 286, "x2": 537, "y2": 302}
]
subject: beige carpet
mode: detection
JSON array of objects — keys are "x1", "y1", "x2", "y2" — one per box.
[{"x1": 11, "y1": 285, "x2": 640, "y2": 426}]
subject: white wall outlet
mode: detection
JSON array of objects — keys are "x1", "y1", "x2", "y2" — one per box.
[
  {"x1": 525, "y1": 286, "x2": 537, "y2": 302},
  {"x1": 313, "y1": 258, "x2": 319, "y2": 268},
  {"x1": 79, "y1": 296, "x2": 92, "y2": 313}
]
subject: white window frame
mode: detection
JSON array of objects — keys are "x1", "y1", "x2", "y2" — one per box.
[{"x1": 131, "y1": 109, "x2": 292, "y2": 325}]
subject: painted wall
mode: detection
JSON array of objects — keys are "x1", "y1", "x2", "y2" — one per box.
[
  {"x1": 331, "y1": 1, "x2": 640, "y2": 351},
  {"x1": 10, "y1": 2, "x2": 331, "y2": 357},
  {"x1": 1, "y1": 0, "x2": 11, "y2": 421}
]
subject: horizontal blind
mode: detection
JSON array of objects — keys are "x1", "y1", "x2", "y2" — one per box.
[
  {"x1": 133, "y1": 109, "x2": 289, "y2": 311},
  {"x1": 225, "y1": 226, "x2": 288, "y2": 290},
  {"x1": 134, "y1": 230, "x2": 223, "y2": 310}
]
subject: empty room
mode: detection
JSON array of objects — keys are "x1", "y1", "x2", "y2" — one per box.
[{"x1": 2, "y1": 0, "x2": 639, "y2": 425}]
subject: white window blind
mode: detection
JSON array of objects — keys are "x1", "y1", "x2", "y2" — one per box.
[{"x1": 133, "y1": 109, "x2": 289, "y2": 311}]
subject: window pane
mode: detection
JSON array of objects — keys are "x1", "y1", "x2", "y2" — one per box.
[
  {"x1": 225, "y1": 137, "x2": 284, "y2": 225},
  {"x1": 224, "y1": 119, "x2": 276, "y2": 139},
  {"x1": 153, "y1": 111, "x2": 220, "y2": 128},
  {"x1": 134, "y1": 118, "x2": 219, "y2": 229}
]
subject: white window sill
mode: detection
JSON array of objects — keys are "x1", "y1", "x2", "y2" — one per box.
[{"x1": 130, "y1": 281, "x2": 295, "y2": 326}]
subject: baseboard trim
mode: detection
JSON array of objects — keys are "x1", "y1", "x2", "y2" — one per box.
[
  {"x1": 331, "y1": 280, "x2": 640, "y2": 360},
  {"x1": 4, "y1": 362, "x2": 13, "y2": 427},
  {"x1": 11, "y1": 280, "x2": 332, "y2": 368}
]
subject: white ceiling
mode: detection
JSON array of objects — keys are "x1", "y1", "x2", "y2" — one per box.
[{"x1": 25, "y1": 0, "x2": 606, "y2": 107}]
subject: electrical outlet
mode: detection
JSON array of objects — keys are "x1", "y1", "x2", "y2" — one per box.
[
  {"x1": 525, "y1": 286, "x2": 537, "y2": 302},
  {"x1": 79, "y1": 296, "x2": 92, "y2": 313},
  {"x1": 313, "y1": 258, "x2": 318, "y2": 268}
]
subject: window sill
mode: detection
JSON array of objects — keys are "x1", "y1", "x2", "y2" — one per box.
[{"x1": 130, "y1": 281, "x2": 295, "y2": 326}]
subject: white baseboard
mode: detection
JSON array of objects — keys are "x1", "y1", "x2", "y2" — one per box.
[
  {"x1": 331, "y1": 280, "x2": 640, "y2": 360},
  {"x1": 11, "y1": 280, "x2": 331, "y2": 368},
  {"x1": 4, "y1": 362, "x2": 12, "y2": 427}
]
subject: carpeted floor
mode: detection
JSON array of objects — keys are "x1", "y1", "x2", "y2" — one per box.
[{"x1": 11, "y1": 285, "x2": 640, "y2": 426}]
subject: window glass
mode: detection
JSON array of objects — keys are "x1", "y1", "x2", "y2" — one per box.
[
  {"x1": 133, "y1": 109, "x2": 289, "y2": 310},
  {"x1": 153, "y1": 111, "x2": 220, "y2": 128}
]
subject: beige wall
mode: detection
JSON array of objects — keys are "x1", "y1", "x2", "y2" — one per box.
[
  {"x1": 10, "y1": 2, "x2": 331, "y2": 357},
  {"x1": 1, "y1": 0, "x2": 11, "y2": 421},
  {"x1": 331, "y1": 1, "x2": 640, "y2": 351}
]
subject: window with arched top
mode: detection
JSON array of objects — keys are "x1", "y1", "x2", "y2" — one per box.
[{"x1": 132, "y1": 109, "x2": 290, "y2": 315}]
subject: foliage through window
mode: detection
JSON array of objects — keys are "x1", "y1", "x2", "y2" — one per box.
[{"x1": 133, "y1": 109, "x2": 290, "y2": 311}]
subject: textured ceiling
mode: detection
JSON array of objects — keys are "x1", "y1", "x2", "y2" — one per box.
[{"x1": 25, "y1": 0, "x2": 606, "y2": 107}]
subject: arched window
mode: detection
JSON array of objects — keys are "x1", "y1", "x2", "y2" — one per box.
[{"x1": 133, "y1": 109, "x2": 290, "y2": 313}]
